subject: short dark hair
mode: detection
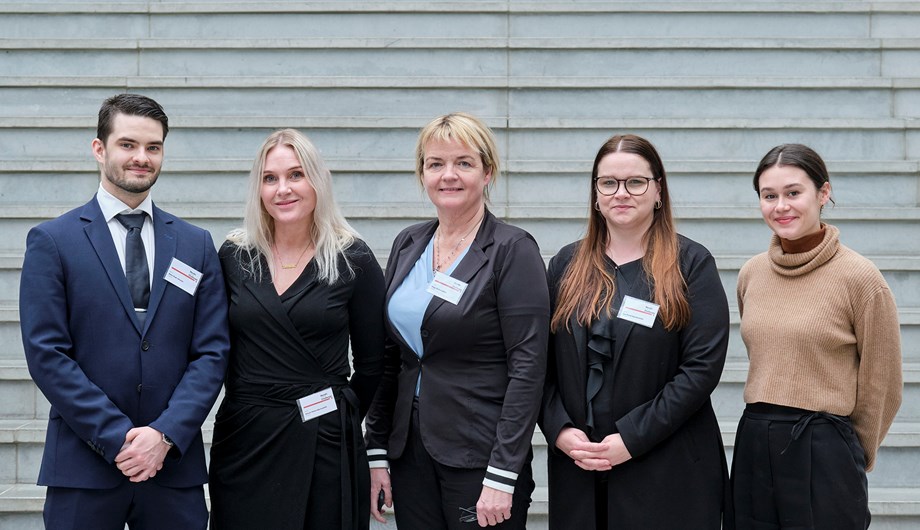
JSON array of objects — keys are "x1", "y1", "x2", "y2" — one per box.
[
  {"x1": 96, "y1": 94, "x2": 169, "y2": 144},
  {"x1": 753, "y1": 143, "x2": 831, "y2": 195}
]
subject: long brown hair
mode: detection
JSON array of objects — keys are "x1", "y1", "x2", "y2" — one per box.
[{"x1": 551, "y1": 134, "x2": 690, "y2": 332}]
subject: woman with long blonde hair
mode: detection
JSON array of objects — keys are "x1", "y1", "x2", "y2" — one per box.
[{"x1": 209, "y1": 129, "x2": 386, "y2": 529}]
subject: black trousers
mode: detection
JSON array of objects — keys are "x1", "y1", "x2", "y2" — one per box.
[
  {"x1": 389, "y1": 400, "x2": 534, "y2": 530},
  {"x1": 731, "y1": 403, "x2": 870, "y2": 530}
]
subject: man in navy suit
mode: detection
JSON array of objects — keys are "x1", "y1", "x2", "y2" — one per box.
[{"x1": 19, "y1": 94, "x2": 230, "y2": 529}]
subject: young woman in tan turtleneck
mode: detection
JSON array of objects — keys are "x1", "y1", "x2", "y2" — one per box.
[{"x1": 731, "y1": 144, "x2": 902, "y2": 530}]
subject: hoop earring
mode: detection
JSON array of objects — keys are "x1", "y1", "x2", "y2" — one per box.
[
  {"x1": 594, "y1": 201, "x2": 601, "y2": 211},
  {"x1": 655, "y1": 200, "x2": 662, "y2": 210}
]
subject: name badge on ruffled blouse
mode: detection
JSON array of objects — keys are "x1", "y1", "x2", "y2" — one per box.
[{"x1": 617, "y1": 295, "x2": 660, "y2": 328}]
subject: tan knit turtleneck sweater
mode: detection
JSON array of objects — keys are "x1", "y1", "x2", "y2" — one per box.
[{"x1": 737, "y1": 224, "x2": 902, "y2": 470}]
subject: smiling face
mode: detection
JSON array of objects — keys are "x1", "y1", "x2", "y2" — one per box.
[
  {"x1": 758, "y1": 164, "x2": 830, "y2": 241},
  {"x1": 92, "y1": 113, "x2": 164, "y2": 207},
  {"x1": 595, "y1": 151, "x2": 661, "y2": 235},
  {"x1": 259, "y1": 144, "x2": 317, "y2": 229},
  {"x1": 421, "y1": 138, "x2": 491, "y2": 216}
]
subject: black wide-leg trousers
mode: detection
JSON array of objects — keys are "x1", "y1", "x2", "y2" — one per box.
[{"x1": 731, "y1": 402, "x2": 870, "y2": 530}]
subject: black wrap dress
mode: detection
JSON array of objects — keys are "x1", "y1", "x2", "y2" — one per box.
[{"x1": 209, "y1": 240, "x2": 385, "y2": 530}]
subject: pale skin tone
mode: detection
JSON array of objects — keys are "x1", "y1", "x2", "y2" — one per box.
[
  {"x1": 371, "y1": 138, "x2": 511, "y2": 527},
  {"x1": 757, "y1": 165, "x2": 830, "y2": 241},
  {"x1": 555, "y1": 151, "x2": 662, "y2": 470},
  {"x1": 93, "y1": 112, "x2": 172, "y2": 481},
  {"x1": 259, "y1": 144, "x2": 317, "y2": 294},
  {"x1": 91, "y1": 113, "x2": 164, "y2": 210}
]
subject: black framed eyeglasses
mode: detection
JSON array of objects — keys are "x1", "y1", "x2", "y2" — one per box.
[{"x1": 594, "y1": 176, "x2": 657, "y2": 196}]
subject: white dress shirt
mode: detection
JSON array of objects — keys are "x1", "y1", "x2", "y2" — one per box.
[{"x1": 95, "y1": 183, "x2": 155, "y2": 289}]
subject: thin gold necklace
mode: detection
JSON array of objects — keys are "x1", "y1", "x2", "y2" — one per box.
[
  {"x1": 434, "y1": 215, "x2": 482, "y2": 272},
  {"x1": 274, "y1": 243, "x2": 313, "y2": 270}
]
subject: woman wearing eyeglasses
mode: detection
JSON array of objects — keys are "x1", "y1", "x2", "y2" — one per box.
[{"x1": 540, "y1": 134, "x2": 732, "y2": 529}]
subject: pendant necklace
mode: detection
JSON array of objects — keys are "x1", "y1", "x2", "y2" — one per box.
[
  {"x1": 434, "y1": 215, "x2": 483, "y2": 273},
  {"x1": 275, "y1": 242, "x2": 313, "y2": 270}
]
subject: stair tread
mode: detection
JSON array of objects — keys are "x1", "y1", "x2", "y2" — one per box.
[
  {"x1": 3, "y1": 416, "x2": 920, "y2": 447},
  {"x1": 2, "y1": 482, "x2": 920, "y2": 514},
  {"x1": 3, "y1": 75, "x2": 920, "y2": 89}
]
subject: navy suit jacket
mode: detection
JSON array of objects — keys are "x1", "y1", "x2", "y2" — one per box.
[{"x1": 20, "y1": 197, "x2": 230, "y2": 489}]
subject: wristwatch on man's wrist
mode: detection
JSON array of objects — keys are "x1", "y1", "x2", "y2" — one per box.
[{"x1": 162, "y1": 433, "x2": 175, "y2": 448}]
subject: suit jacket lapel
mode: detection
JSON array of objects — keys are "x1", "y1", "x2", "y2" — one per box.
[
  {"x1": 81, "y1": 199, "x2": 141, "y2": 333},
  {"x1": 611, "y1": 279, "x2": 652, "y2": 371},
  {"x1": 422, "y1": 243, "x2": 487, "y2": 324},
  {"x1": 386, "y1": 229, "x2": 431, "y2": 302},
  {"x1": 143, "y1": 205, "x2": 176, "y2": 335},
  {"x1": 384, "y1": 222, "x2": 435, "y2": 353},
  {"x1": 422, "y1": 212, "x2": 491, "y2": 324}
]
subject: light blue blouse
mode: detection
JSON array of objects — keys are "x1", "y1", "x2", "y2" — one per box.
[{"x1": 388, "y1": 235, "x2": 471, "y2": 394}]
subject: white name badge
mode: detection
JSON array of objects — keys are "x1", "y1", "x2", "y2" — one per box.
[
  {"x1": 296, "y1": 387, "x2": 338, "y2": 423},
  {"x1": 617, "y1": 295, "x2": 660, "y2": 328},
  {"x1": 163, "y1": 257, "x2": 202, "y2": 296},
  {"x1": 426, "y1": 271, "x2": 468, "y2": 305}
]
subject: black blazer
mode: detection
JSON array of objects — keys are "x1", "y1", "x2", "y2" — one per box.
[
  {"x1": 540, "y1": 235, "x2": 731, "y2": 529},
  {"x1": 365, "y1": 210, "x2": 550, "y2": 489}
]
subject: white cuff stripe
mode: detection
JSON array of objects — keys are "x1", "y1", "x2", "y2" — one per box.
[
  {"x1": 482, "y1": 477, "x2": 515, "y2": 494},
  {"x1": 367, "y1": 449, "x2": 387, "y2": 457},
  {"x1": 368, "y1": 460, "x2": 389, "y2": 469},
  {"x1": 485, "y1": 466, "x2": 518, "y2": 480}
]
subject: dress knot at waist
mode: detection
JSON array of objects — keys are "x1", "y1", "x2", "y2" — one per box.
[{"x1": 226, "y1": 375, "x2": 350, "y2": 407}]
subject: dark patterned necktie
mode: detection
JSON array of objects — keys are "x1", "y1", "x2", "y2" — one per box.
[{"x1": 116, "y1": 213, "x2": 150, "y2": 322}]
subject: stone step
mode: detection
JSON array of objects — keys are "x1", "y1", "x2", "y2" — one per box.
[
  {"x1": 2, "y1": 158, "x2": 919, "y2": 208},
  {"x1": 0, "y1": 483, "x2": 398, "y2": 529},
  {"x1": 0, "y1": 359, "x2": 920, "y2": 478},
  {"x1": 4, "y1": 418, "x2": 920, "y2": 488},
  {"x1": 3, "y1": 81, "x2": 920, "y2": 120},
  {"x1": 714, "y1": 362, "x2": 920, "y2": 424},
  {"x1": 0, "y1": 483, "x2": 919, "y2": 530},
  {"x1": 0, "y1": 1, "x2": 920, "y2": 42},
  {"x1": 4, "y1": 1, "x2": 920, "y2": 16},
  {"x1": 3, "y1": 119, "x2": 919, "y2": 164},
  {"x1": 3, "y1": 359, "x2": 918, "y2": 421},
  {"x1": 4, "y1": 243, "x2": 920, "y2": 303},
  {"x1": 3, "y1": 38, "x2": 920, "y2": 78},
  {"x1": 3, "y1": 75, "x2": 920, "y2": 90},
  {"x1": 2, "y1": 222, "x2": 920, "y2": 308},
  {"x1": 0, "y1": 200, "x2": 918, "y2": 253},
  {"x1": 4, "y1": 302, "x2": 920, "y2": 361}
]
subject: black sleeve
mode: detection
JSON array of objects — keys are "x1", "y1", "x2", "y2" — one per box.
[
  {"x1": 615, "y1": 246, "x2": 730, "y2": 457},
  {"x1": 539, "y1": 248, "x2": 576, "y2": 454},
  {"x1": 345, "y1": 241, "x2": 387, "y2": 419},
  {"x1": 364, "y1": 231, "x2": 409, "y2": 452}
]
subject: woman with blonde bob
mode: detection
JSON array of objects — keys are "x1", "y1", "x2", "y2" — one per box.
[
  {"x1": 209, "y1": 129, "x2": 386, "y2": 529},
  {"x1": 365, "y1": 113, "x2": 550, "y2": 529},
  {"x1": 540, "y1": 134, "x2": 731, "y2": 528}
]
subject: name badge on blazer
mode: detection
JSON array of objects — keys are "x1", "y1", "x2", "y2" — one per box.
[
  {"x1": 426, "y1": 271, "x2": 468, "y2": 305},
  {"x1": 617, "y1": 295, "x2": 660, "y2": 328},
  {"x1": 163, "y1": 257, "x2": 202, "y2": 296}
]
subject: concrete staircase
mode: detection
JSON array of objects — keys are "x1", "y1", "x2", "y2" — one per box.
[{"x1": 2, "y1": 1, "x2": 919, "y2": 528}]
